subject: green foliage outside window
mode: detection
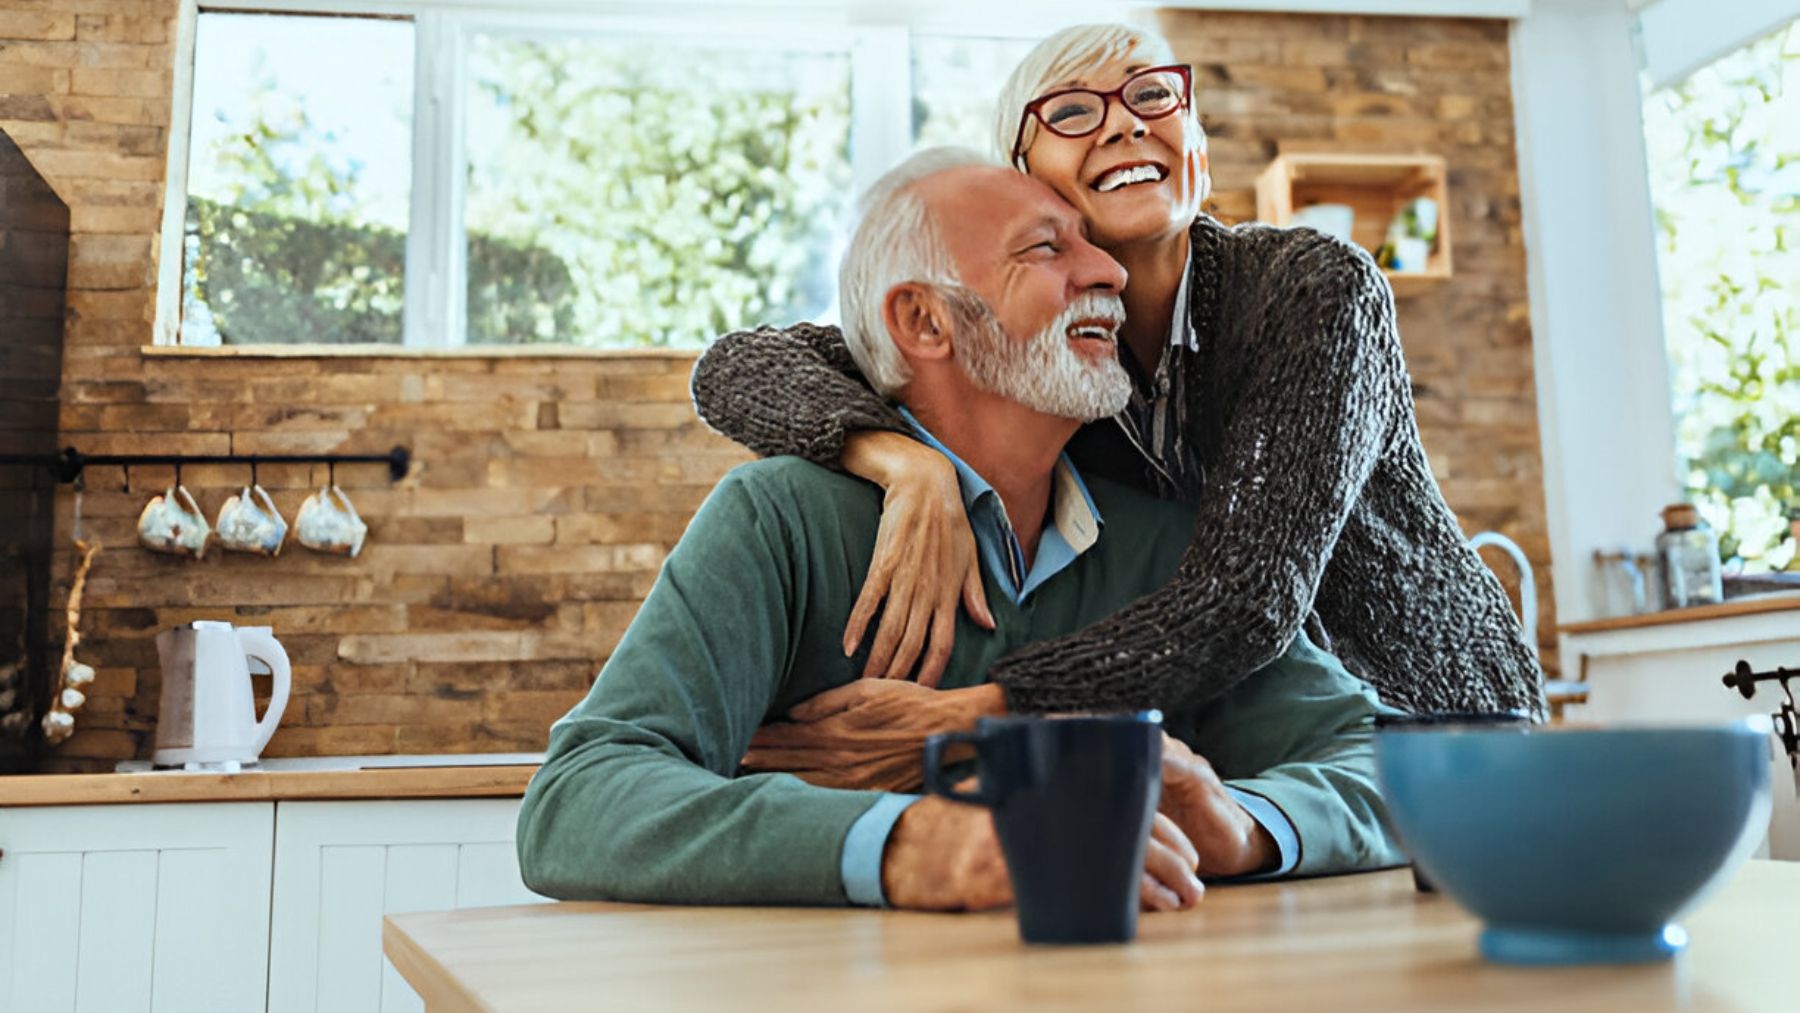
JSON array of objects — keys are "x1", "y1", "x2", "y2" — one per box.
[
  {"x1": 185, "y1": 197, "x2": 575, "y2": 345},
  {"x1": 185, "y1": 30, "x2": 851, "y2": 349},
  {"x1": 1642, "y1": 20, "x2": 1800, "y2": 570},
  {"x1": 463, "y1": 37, "x2": 851, "y2": 347}
]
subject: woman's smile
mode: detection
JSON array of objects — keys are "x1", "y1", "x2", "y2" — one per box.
[{"x1": 1090, "y1": 159, "x2": 1170, "y2": 193}]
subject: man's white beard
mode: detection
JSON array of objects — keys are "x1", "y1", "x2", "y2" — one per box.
[{"x1": 953, "y1": 292, "x2": 1133, "y2": 422}]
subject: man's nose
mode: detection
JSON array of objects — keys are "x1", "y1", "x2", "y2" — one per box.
[{"x1": 1071, "y1": 238, "x2": 1128, "y2": 294}]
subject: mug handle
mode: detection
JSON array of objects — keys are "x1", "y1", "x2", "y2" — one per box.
[
  {"x1": 922, "y1": 730, "x2": 990, "y2": 806},
  {"x1": 174, "y1": 485, "x2": 205, "y2": 522},
  {"x1": 329, "y1": 485, "x2": 364, "y2": 527},
  {"x1": 251, "y1": 484, "x2": 281, "y2": 522}
]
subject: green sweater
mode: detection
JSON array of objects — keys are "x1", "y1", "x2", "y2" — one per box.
[{"x1": 516, "y1": 457, "x2": 1403, "y2": 905}]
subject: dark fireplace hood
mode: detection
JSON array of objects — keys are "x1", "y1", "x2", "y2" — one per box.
[{"x1": 1, "y1": 126, "x2": 69, "y2": 773}]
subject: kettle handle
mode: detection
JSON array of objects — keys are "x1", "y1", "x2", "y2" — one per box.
[{"x1": 236, "y1": 627, "x2": 291, "y2": 758}]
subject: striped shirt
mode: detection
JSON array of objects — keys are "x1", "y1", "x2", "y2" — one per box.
[{"x1": 1113, "y1": 248, "x2": 1204, "y2": 500}]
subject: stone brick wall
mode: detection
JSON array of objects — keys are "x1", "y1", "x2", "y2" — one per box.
[{"x1": 2, "y1": 3, "x2": 1552, "y2": 771}]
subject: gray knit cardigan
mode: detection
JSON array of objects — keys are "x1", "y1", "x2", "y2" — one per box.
[{"x1": 690, "y1": 215, "x2": 1547, "y2": 719}]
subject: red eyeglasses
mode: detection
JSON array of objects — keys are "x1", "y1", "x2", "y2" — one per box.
[{"x1": 1010, "y1": 64, "x2": 1193, "y2": 167}]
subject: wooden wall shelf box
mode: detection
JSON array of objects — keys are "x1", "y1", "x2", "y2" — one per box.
[{"x1": 1254, "y1": 153, "x2": 1452, "y2": 298}]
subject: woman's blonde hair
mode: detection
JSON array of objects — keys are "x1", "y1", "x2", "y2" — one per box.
[{"x1": 993, "y1": 22, "x2": 1198, "y2": 171}]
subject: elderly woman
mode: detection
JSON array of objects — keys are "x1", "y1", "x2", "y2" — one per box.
[{"x1": 692, "y1": 22, "x2": 1544, "y2": 721}]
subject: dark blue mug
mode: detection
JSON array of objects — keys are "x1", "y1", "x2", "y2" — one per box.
[{"x1": 923, "y1": 710, "x2": 1163, "y2": 944}]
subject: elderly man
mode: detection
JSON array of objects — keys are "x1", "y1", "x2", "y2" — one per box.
[{"x1": 517, "y1": 148, "x2": 1402, "y2": 911}]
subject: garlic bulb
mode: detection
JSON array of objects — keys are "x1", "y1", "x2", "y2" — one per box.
[
  {"x1": 64, "y1": 662, "x2": 96, "y2": 687},
  {"x1": 61, "y1": 687, "x2": 87, "y2": 712},
  {"x1": 42, "y1": 708, "x2": 75, "y2": 744}
]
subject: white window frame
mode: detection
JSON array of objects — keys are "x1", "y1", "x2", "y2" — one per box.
[
  {"x1": 1514, "y1": 0, "x2": 1798, "y2": 632},
  {"x1": 154, "y1": 0, "x2": 1076, "y2": 349}
]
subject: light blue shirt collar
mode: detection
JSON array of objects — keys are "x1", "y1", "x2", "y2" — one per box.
[{"x1": 895, "y1": 407, "x2": 1102, "y2": 605}]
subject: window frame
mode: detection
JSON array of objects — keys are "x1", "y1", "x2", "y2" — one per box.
[{"x1": 155, "y1": 0, "x2": 1059, "y2": 350}]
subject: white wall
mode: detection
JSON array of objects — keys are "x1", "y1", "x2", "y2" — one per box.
[{"x1": 1512, "y1": 0, "x2": 1680, "y2": 625}]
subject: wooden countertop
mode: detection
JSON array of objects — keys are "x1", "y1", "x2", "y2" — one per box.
[
  {"x1": 384, "y1": 862, "x2": 1798, "y2": 1013},
  {"x1": 1559, "y1": 593, "x2": 1800, "y2": 635},
  {"x1": 0, "y1": 764, "x2": 538, "y2": 807}
]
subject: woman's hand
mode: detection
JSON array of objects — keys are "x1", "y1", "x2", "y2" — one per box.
[
  {"x1": 742, "y1": 681, "x2": 1005, "y2": 792},
  {"x1": 841, "y1": 432, "x2": 995, "y2": 687}
]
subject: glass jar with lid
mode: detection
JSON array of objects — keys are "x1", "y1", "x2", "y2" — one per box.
[{"x1": 1655, "y1": 503, "x2": 1723, "y2": 608}]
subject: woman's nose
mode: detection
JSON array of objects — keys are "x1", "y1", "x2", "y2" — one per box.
[{"x1": 1098, "y1": 98, "x2": 1149, "y2": 146}]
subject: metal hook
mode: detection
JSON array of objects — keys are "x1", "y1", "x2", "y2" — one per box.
[
  {"x1": 250, "y1": 458, "x2": 259, "y2": 489},
  {"x1": 328, "y1": 459, "x2": 336, "y2": 489},
  {"x1": 174, "y1": 461, "x2": 183, "y2": 489}
]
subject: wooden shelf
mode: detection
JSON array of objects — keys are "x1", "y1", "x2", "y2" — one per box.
[
  {"x1": 1254, "y1": 153, "x2": 1452, "y2": 297},
  {"x1": 1557, "y1": 593, "x2": 1800, "y2": 636}
]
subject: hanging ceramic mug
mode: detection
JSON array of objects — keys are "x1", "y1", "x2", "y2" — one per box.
[
  {"x1": 216, "y1": 484, "x2": 288, "y2": 556},
  {"x1": 138, "y1": 485, "x2": 211, "y2": 559},
  {"x1": 296, "y1": 485, "x2": 367, "y2": 558}
]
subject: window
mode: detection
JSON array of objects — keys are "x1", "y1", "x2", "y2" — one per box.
[
  {"x1": 1640, "y1": 17, "x2": 1800, "y2": 570},
  {"x1": 462, "y1": 31, "x2": 850, "y2": 346},
  {"x1": 181, "y1": 11, "x2": 414, "y2": 346},
  {"x1": 170, "y1": 2, "x2": 1047, "y2": 351},
  {"x1": 911, "y1": 35, "x2": 1038, "y2": 150}
]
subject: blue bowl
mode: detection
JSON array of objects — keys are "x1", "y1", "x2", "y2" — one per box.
[{"x1": 1376, "y1": 720, "x2": 1772, "y2": 965}]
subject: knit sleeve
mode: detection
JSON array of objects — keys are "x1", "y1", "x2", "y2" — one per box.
[
  {"x1": 690, "y1": 321, "x2": 912, "y2": 467},
  {"x1": 991, "y1": 241, "x2": 1404, "y2": 715}
]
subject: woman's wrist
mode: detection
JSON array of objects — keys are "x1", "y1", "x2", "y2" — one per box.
[{"x1": 843, "y1": 431, "x2": 952, "y2": 490}]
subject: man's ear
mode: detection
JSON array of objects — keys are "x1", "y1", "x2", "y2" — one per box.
[{"x1": 882, "y1": 283, "x2": 956, "y2": 363}]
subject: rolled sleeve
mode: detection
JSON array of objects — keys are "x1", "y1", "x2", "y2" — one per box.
[
  {"x1": 1224, "y1": 786, "x2": 1301, "y2": 880},
  {"x1": 840, "y1": 793, "x2": 923, "y2": 906}
]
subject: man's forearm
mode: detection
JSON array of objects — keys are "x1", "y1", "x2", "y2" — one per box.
[{"x1": 518, "y1": 720, "x2": 887, "y2": 905}]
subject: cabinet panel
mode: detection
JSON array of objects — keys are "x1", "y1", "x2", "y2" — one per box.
[
  {"x1": 379, "y1": 845, "x2": 458, "y2": 1013},
  {"x1": 315, "y1": 846, "x2": 386, "y2": 1013},
  {"x1": 74, "y1": 850, "x2": 156, "y2": 1013},
  {"x1": 0, "y1": 803, "x2": 275, "y2": 1013},
  {"x1": 6, "y1": 853, "x2": 81, "y2": 1013},
  {"x1": 455, "y1": 840, "x2": 542, "y2": 909},
  {"x1": 268, "y1": 799, "x2": 547, "y2": 1013}
]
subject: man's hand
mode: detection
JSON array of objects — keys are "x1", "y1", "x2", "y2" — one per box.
[
  {"x1": 881, "y1": 795, "x2": 1012, "y2": 911},
  {"x1": 882, "y1": 797, "x2": 1205, "y2": 912},
  {"x1": 1158, "y1": 734, "x2": 1280, "y2": 878},
  {"x1": 1143, "y1": 812, "x2": 1206, "y2": 911},
  {"x1": 743, "y1": 681, "x2": 1006, "y2": 792}
]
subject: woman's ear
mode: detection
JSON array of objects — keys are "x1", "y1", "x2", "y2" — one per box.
[
  {"x1": 882, "y1": 283, "x2": 956, "y2": 363},
  {"x1": 1189, "y1": 124, "x2": 1212, "y2": 205}
]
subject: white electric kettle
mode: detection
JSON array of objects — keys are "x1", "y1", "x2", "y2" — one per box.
[{"x1": 153, "y1": 621, "x2": 291, "y2": 768}]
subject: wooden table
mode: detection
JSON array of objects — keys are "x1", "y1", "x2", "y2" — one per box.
[{"x1": 384, "y1": 862, "x2": 1799, "y2": 1012}]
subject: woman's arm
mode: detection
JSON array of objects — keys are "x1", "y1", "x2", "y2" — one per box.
[
  {"x1": 991, "y1": 242, "x2": 1404, "y2": 715},
  {"x1": 690, "y1": 321, "x2": 912, "y2": 465}
]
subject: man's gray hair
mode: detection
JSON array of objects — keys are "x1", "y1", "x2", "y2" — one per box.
[{"x1": 838, "y1": 146, "x2": 1002, "y2": 397}]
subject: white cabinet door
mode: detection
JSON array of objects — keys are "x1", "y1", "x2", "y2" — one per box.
[
  {"x1": 267, "y1": 799, "x2": 547, "y2": 1013},
  {"x1": 0, "y1": 802, "x2": 275, "y2": 1013},
  {"x1": 1565, "y1": 620, "x2": 1800, "y2": 860}
]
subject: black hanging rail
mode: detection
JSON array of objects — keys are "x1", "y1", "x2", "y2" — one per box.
[{"x1": 0, "y1": 446, "x2": 412, "y2": 484}]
